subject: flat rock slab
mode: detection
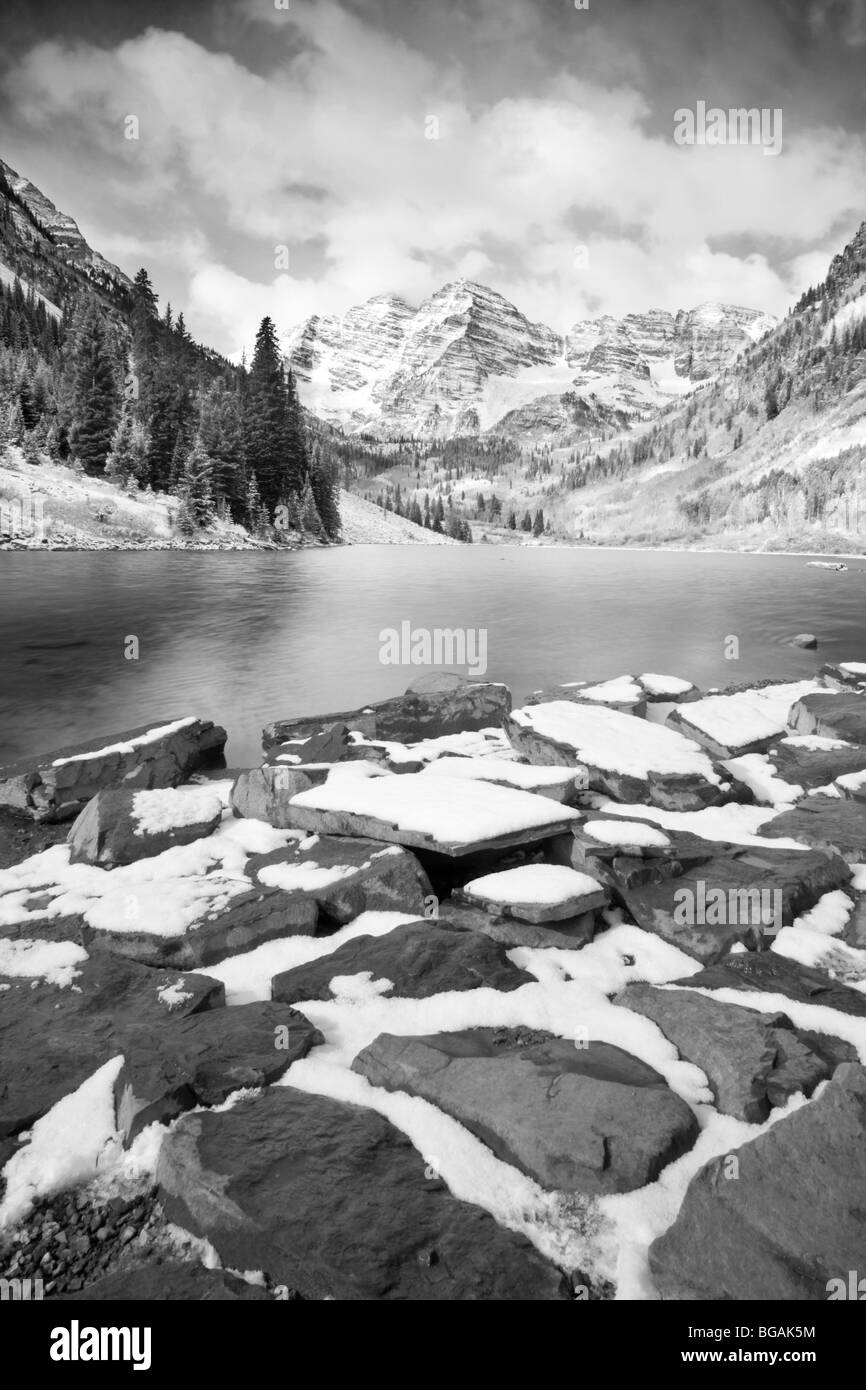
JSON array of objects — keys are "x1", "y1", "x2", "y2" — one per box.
[
  {"x1": 352, "y1": 1028, "x2": 699, "y2": 1195},
  {"x1": 271, "y1": 919, "x2": 531, "y2": 1004},
  {"x1": 0, "y1": 952, "x2": 224, "y2": 1139},
  {"x1": 649, "y1": 1063, "x2": 866, "y2": 1300},
  {"x1": 788, "y1": 691, "x2": 866, "y2": 743},
  {"x1": 0, "y1": 717, "x2": 226, "y2": 821},
  {"x1": 49, "y1": 1260, "x2": 272, "y2": 1301},
  {"x1": 617, "y1": 846, "x2": 851, "y2": 963},
  {"x1": 285, "y1": 771, "x2": 580, "y2": 857},
  {"x1": 25, "y1": 886, "x2": 321, "y2": 971},
  {"x1": 156, "y1": 1087, "x2": 569, "y2": 1300},
  {"x1": 420, "y1": 756, "x2": 584, "y2": 804},
  {"x1": 115, "y1": 1002, "x2": 322, "y2": 1145},
  {"x1": 506, "y1": 703, "x2": 723, "y2": 812},
  {"x1": 759, "y1": 795, "x2": 866, "y2": 858},
  {"x1": 768, "y1": 736, "x2": 866, "y2": 791},
  {"x1": 665, "y1": 683, "x2": 818, "y2": 758},
  {"x1": 67, "y1": 786, "x2": 223, "y2": 868},
  {"x1": 441, "y1": 900, "x2": 597, "y2": 950},
  {"x1": 672, "y1": 950, "x2": 866, "y2": 1017},
  {"x1": 246, "y1": 834, "x2": 431, "y2": 924},
  {"x1": 456, "y1": 863, "x2": 608, "y2": 923},
  {"x1": 615, "y1": 982, "x2": 850, "y2": 1122},
  {"x1": 526, "y1": 676, "x2": 647, "y2": 716},
  {"x1": 262, "y1": 679, "x2": 512, "y2": 750}
]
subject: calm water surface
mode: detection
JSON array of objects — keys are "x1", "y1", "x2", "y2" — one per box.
[{"x1": 1, "y1": 547, "x2": 865, "y2": 767}]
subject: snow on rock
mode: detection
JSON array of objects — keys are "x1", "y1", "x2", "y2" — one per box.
[
  {"x1": 51, "y1": 718, "x2": 199, "y2": 768},
  {"x1": 582, "y1": 819, "x2": 671, "y2": 849},
  {"x1": 668, "y1": 681, "x2": 823, "y2": 758},
  {"x1": 639, "y1": 674, "x2": 696, "y2": 698},
  {"x1": 722, "y1": 753, "x2": 804, "y2": 807},
  {"x1": 205, "y1": 910, "x2": 422, "y2": 1005},
  {"x1": 131, "y1": 786, "x2": 226, "y2": 836},
  {"x1": 289, "y1": 772, "x2": 579, "y2": 849},
  {"x1": 462, "y1": 864, "x2": 605, "y2": 908},
  {"x1": 0, "y1": 937, "x2": 87, "y2": 988},
  {"x1": 0, "y1": 1055, "x2": 124, "y2": 1228},
  {"x1": 510, "y1": 701, "x2": 720, "y2": 783}
]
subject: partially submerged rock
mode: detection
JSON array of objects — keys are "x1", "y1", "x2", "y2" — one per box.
[
  {"x1": 271, "y1": 919, "x2": 531, "y2": 1004},
  {"x1": 352, "y1": 1029, "x2": 699, "y2": 1195},
  {"x1": 156, "y1": 1087, "x2": 570, "y2": 1300},
  {"x1": 262, "y1": 677, "x2": 512, "y2": 750},
  {"x1": 649, "y1": 1064, "x2": 866, "y2": 1300},
  {"x1": 0, "y1": 717, "x2": 227, "y2": 822},
  {"x1": 67, "y1": 786, "x2": 223, "y2": 868}
]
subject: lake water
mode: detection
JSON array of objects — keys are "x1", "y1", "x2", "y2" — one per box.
[{"x1": 1, "y1": 547, "x2": 865, "y2": 768}]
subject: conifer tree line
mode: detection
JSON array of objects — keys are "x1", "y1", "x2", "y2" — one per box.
[{"x1": 0, "y1": 262, "x2": 341, "y2": 540}]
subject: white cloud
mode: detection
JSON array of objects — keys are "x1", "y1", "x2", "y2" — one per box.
[{"x1": 6, "y1": 1, "x2": 865, "y2": 354}]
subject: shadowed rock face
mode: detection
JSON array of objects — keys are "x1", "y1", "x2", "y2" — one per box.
[
  {"x1": 352, "y1": 1028, "x2": 699, "y2": 1195},
  {"x1": 649, "y1": 1064, "x2": 866, "y2": 1300},
  {"x1": 156, "y1": 1087, "x2": 571, "y2": 1301},
  {"x1": 788, "y1": 691, "x2": 866, "y2": 743},
  {"x1": 67, "y1": 786, "x2": 222, "y2": 868},
  {"x1": 671, "y1": 951, "x2": 866, "y2": 1017}
]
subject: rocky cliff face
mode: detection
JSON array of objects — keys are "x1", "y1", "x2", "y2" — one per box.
[
  {"x1": 0, "y1": 158, "x2": 131, "y2": 293},
  {"x1": 287, "y1": 281, "x2": 775, "y2": 439}
]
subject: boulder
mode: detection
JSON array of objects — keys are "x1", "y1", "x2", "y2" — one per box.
[
  {"x1": 114, "y1": 1002, "x2": 322, "y2": 1144},
  {"x1": 759, "y1": 795, "x2": 866, "y2": 858},
  {"x1": 615, "y1": 982, "x2": 851, "y2": 1122},
  {"x1": 649, "y1": 1064, "x2": 866, "y2": 1300},
  {"x1": 616, "y1": 845, "x2": 851, "y2": 963},
  {"x1": 156, "y1": 1087, "x2": 570, "y2": 1300},
  {"x1": 67, "y1": 786, "x2": 223, "y2": 868},
  {"x1": 230, "y1": 765, "x2": 331, "y2": 826},
  {"x1": 0, "y1": 951, "x2": 223, "y2": 1139},
  {"x1": 670, "y1": 950, "x2": 866, "y2": 1017},
  {"x1": 788, "y1": 691, "x2": 866, "y2": 743},
  {"x1": 788, "y1": 633, "x2": 818, "y2": 649},
  {"x1": 262, "y1": 678, "x2": 512, "y2": 750},
  {"x1": 506, "y1": 702, "x2": 723, "y2": 811},
  {"x1": 352, "y1": 1028, "x2": 699, "y2": 1194},
  {"x1": 0, "y1": 717, "x2": 227, "y2": 821},
  {"x1": 271, "y1": 919, "x2": 531, "y2": 1005},
  {"x1": 246, "y1": 834, "x2": 432, "y2": 923}
]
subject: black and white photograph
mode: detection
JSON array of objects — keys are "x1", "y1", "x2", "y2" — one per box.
[{"x1": 1, "y1": 0, "x2": 865, "y2": 1350}]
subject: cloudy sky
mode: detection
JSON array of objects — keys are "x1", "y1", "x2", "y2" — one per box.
[{"x1": 2, "y1": 0, "x2": 865, "y2": 358}]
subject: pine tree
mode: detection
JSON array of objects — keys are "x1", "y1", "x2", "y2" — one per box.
[
  {"x1": 245, "y1": 318, "x2": 303, "y2": 512},
  {"x1": 69, "y1": 303, "x2": 119, "y2": 474},
  {"x1": 533, "y1": 508, "x2": 545, "y2": 537},
  {"x1": 308, "y1": 440, "x2": 341, "y2": 539},
  {"x1": 521, "y1": 510, "x2": 532, "y2": 532},
  {"x1": 176, "y1": 437, "x2": 216, "y2": 533},
  {"x1": 507, "y1": 510, "x2": 517, "y2": 529}
]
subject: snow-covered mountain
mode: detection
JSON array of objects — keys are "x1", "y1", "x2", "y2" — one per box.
[{"x1": 285, "y1": 280, "x2": 776, "y2": 439}]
